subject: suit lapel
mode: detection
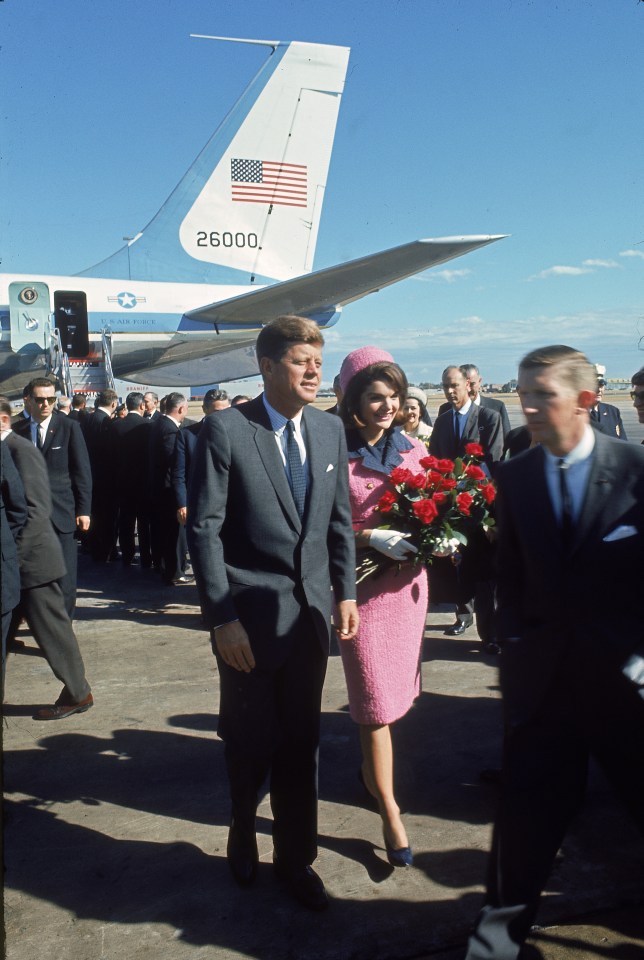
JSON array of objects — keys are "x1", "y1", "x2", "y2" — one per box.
[
  {"x1": 249, "y1": 400, "x2": 302, "y2": 532},
  {"x1": 41, "y1": 416, "x2": 57, "y2": 455},
  {"x1": 571, "y1": 435, "x2": 630, "y2": 554}
]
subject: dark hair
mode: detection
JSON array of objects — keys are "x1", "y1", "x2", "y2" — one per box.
[
  {"x1": 632, "y1": 367, "x2": 644, "y2": 387},
  {"x1": 126, "y1": 391, "x2": 145, "y2": 411},
  {"x1": 232, "y1": 394, "x2": 251, "y2": 405},
  {"x1": 164, "y1": 392, "x2": 186, "y2": 413},
  {"x1": 518, "y1": 345, "x2": 596, "y2": 394},
  {"x1": 96, "y1": 388, "x2": 118, "y2": 407},
  {"x1": 0, "y1": 395, "x2": 12, "y2": 417},
  {"x1": 340, "y1": 362, "x2": 408, "y2": 430},
  {"x1": 256, "y1": 315, "x2": 324, "y2": 363},
  {"x1": 71, "y1": 394, "x2": 87, "y2": 409},
  {"x1": 26, "y1": 377, "x2": 56, "y2": 396},
  {"x1": 203, "y1": 389, "x2": 228, "y2": 405}
]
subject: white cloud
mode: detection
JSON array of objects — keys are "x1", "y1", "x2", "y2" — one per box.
[
  {"x1": 582, "y1": 259, "x2": 620, "y2": 269},
  {"x1": 415, "y1": 268, "x2": 472, "y2": 284},
  {"x1": 619, "y1": 249, "x2": 644, "y2": 260},
  {"x1": 528, "y1": 265, "x2": 593, "y2": 280}
]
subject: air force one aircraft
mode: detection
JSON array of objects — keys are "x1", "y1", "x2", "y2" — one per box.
[{"x1": 0, "y1": 37, "x2": 505, "y2": 396}]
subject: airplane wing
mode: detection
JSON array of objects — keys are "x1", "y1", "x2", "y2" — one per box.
[{"x1": 185, "y1": 235, "x2": 506, "y2": 325}]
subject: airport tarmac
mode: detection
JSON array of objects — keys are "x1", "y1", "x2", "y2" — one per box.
[{"x1": 3, "y1": 554, "x2": 643, "y2": 960}]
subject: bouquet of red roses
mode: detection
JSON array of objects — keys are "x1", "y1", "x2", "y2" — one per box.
[{"x1": 357, "y1": 442, "x2": 496, "y2": 583}]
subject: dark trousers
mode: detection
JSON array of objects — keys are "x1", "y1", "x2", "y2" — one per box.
[
  {"x1": 8, "y1": 581, "x2": 91, "y2": 703},
  {"x1": 57, "y1": 530, "x2": 78, "y2": 620},
  {"x1": 215, "y1": 626, "x2": 328, "y2": 868},
  {"x1": 466, "y1": 658, "x2": 644, "y2": 960}
]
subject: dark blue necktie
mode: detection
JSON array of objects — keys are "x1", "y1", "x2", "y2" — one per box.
[
  {"x1": 558, "y1": 459, "x2": 573, "y2": 547},
  {"x1": 285, "y1": 420, "x2": 306, "y2": 519}
]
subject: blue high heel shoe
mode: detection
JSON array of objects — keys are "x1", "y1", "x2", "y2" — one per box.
[{"x1": 383, "y1": 833, "x2": 413, "y2": 868}]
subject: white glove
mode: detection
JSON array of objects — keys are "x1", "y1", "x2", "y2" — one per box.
[
  {"x1": 369, "y1": 529, "x2": 418, "y2": 561},
  {"x1": 431, "y1": 537, "x2": 461, "y2": 558}
]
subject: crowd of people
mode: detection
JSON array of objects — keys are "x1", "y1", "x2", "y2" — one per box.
[{"x1": 1, "y1": 318, "x2": 643, "y2": 958}]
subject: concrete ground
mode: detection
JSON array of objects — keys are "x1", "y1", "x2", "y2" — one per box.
[{"x1": 3, "y1": 556, "x2": 643, "y2": 960}]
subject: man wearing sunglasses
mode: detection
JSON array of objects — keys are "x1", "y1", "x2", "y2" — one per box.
[{"x1": 14, "y1": 378, "x2": 92, "y2": 620}]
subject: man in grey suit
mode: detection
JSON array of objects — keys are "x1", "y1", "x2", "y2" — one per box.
[
  {"x1": 1, "y1": 397, "x2": 93, "y2": 719},
  {"x1": 465, "y1": 346, "x2": 644, "y2": 960},
  {"x1": 187, "y1": 316, "x2": 358, "y2": 911}
]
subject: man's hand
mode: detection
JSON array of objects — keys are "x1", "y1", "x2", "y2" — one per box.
[
  {"x1": 336, "y1": 600, "x2": 359, "y2": 641},
  {"x1": 177, "y1": 506, "x2": 187, "y2": 526},
  {"x1": 213, "y1": 621, "x2": 256, "y2": 673},
  {"x1": 76, "y1": 515, "x2": 90, "y2": 532}
]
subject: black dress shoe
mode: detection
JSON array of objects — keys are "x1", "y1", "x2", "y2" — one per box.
[
  {"x1": 444, "y1": 617, "x2": 473, "y2": 637},
  {"x1": 273, "y1": 863, "x2": 329, "y2": 911},
  {"x1": 227, "y1": 820, "x2": 258, "y2": 887}
]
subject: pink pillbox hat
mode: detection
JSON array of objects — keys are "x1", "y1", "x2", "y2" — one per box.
[{"x1": 339, "y1": 346, "x2": 395, "y2": 394}]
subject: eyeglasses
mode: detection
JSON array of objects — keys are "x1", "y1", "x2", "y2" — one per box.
[
  {"x1": 631, "y1": 390, "x2": 644, "y2": 403},
  {"x1": 32, "y1": 396, "x2": 57, "y2": 405}
]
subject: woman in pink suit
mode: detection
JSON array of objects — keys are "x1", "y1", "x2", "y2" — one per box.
[{"x1": 338, "y1": 347, "x2": 429, "y2": 867}]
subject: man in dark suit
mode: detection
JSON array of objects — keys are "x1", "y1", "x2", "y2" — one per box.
[
  {"x1": 15, "y1": 378, "x2": 92, "y2": 619},
  {"x1": 1, "y1": 398, "x2": 93, "y2": 718},
  {"x1": 149, "y1": 392, "x2": 189, "y2": 584},
  {"x1": 143, "y1": 391, "x2": 161, "y2": 421},
  {"x1": 110, "y1": 392, "x2": 151, "y2": 566},
  {"x1": 68, "y1": 393, "x2": 87, "y2": 423},
  {"x1": 82, "y1": 387, "x2": 119, "y2": 562},
  {"x1": 187, "y1": 316, "x2": 358, "y2": 910},
  {"x1": 430, "y1": 366, "x2": 503, "y2": 643},
  {"x1": 172, "y1": 389, "x2": 223, "y2": 528},
  {"x1": 438, "y1": 364, "x2": 511, "y2": 440},
  {"x1": 588, "y1": 375, "x2": 627, "y2": 439},
  {"x1": 1, "y1": 439, "x2": 27, "y2": 687},
  {"x1": 465, "y1": 345, "x2": 644, "y2": 960}
]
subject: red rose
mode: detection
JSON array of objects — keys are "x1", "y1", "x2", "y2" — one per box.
[
  {"x1": 464, "y1": 442, "x2": 484, "y2": 457},
  {"x1": 390, "y1": 467, "x2": 413, "y2": 486},
  {"x1": 412, "y1": 499, "x2": 439, "y2": 525},
  {"x1": 439, "y1": 477, "x2": 457, "y2": 490},
  {"x1": 432, "y1": 492, "x2": 448, "y2": 505},
  {"x1": 435, "y1": 458, "x2": 455, "y2": 474},
  {"x1": 481, "y1": 483, "x2": 497, "y2": 504},
  {"x1": 378, "y1": 490, "x2": 398, "y2": 512},
  {"x1": 427, "y1": 470, "x2": 443, "y2": 486},
  {"x1": 419, "y1": 455, "x2": 438, "y2": 471},
  {"x1": 407, "y1": 472, "x2": 427, "y2": 490},
  {"x1": 456, "y1": 492, "x2": 474, "y2": 516},
  {"x1": 465, "y1": 464, "x2": 486, "y2": 481}
]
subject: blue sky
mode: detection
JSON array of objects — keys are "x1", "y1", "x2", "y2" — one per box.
[{"x1": 2, "y1": 0, "x2": 643, "y2": 384}]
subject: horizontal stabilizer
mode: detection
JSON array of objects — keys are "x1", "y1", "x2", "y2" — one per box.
[{"x1": 186, "y1": 235, "x2": 507, "y2": 325}]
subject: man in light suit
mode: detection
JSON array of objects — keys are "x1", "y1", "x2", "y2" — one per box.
[
  {"x1": 430, "y1": 366, "x2": 503, "y2": 644},
  {"x1": 187, "y1": 316, "x2": 358, "y2": 911},
  {"x1": 465, "y1": 346, "x2": 644, "y2": 960},
  {"x1": 14, "y1": 378, "x2": 92, "y2": 619}
]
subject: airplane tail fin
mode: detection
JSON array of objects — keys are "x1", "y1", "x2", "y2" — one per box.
[{"x1": 79, "y1": 39, "x2": 349, "y2": 285}]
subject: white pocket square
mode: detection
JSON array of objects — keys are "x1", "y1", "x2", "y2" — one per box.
[
  {"x1": 51, "y1": 445, "x2": 62, "y2": 450},
  {"x1": 603, "y1": 525, "x2": 637, "y2": 542},
  {"x1": 326, "y1": 463, "x2": 334, "y2": 472}
]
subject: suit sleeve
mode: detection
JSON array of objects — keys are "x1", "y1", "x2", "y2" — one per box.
[
  {"x1": 480, "y1": 409, "x2": 503, "y2": 472},
  {"x1": 494, "y1": 463, "x2": 524, "y2": 642},
  {"x1": 67, "y1": 419, "x2": 92, "y2": 516},
  {"x1": 326, "y1": 423, "x2": 357, "y2": 603},
  {"x1": 171, "y1": 429, "x2": 188, "y2": 509},
  {"x1": 186, "y1": 414, "x2": 236, "y2": 628}
]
